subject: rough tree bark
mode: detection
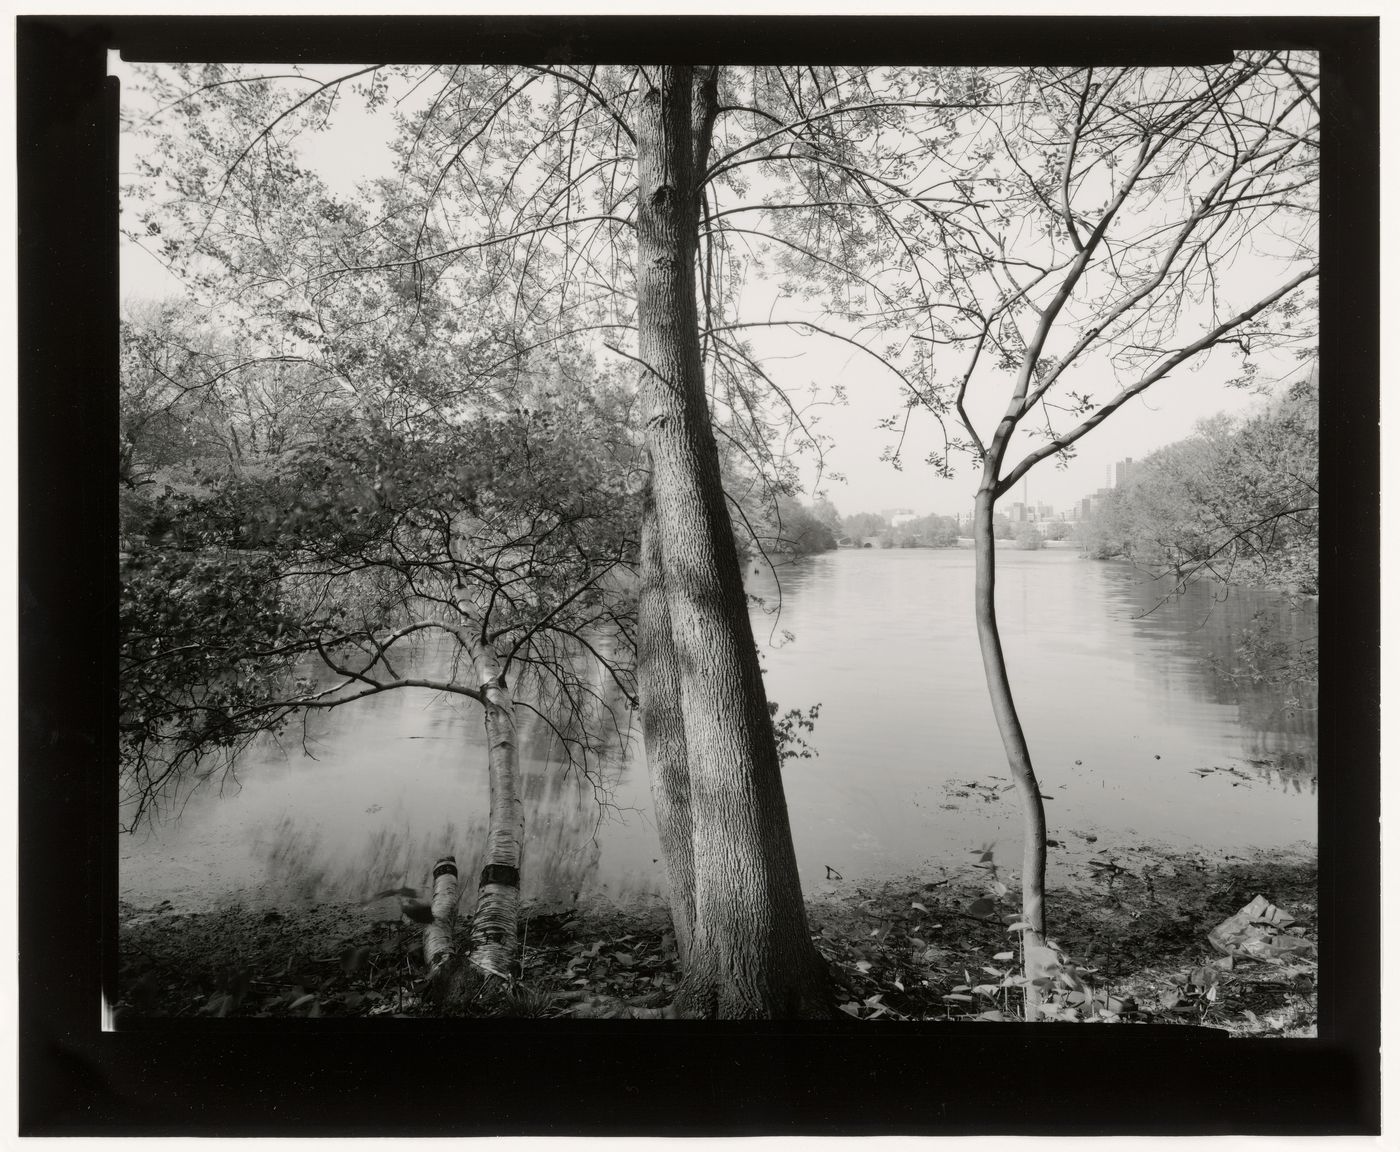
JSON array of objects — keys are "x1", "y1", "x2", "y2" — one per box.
[
  {"x1": 637, "y1": 482, "x2": 697, "y2": 968},
  {"x1": 635, "y1": 65, "x2": 831, "y2": 1018}
]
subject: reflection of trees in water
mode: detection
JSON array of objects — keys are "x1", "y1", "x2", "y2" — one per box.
[
  {"x1": 1241, "y1": 747, "x2": 1316, "y2": 795},
  {"x1": 255, "y1": 635, "x2": 641, "y2": 908},
  {"x1": 513, "y1": 681, "x2": 651, "y2": 906},
  {"x1": 255, "y1": 816, "x2": 469, "y2": 906},
  {"x1": 1105, "y1": 563, "x2": 1316, "y2": 787}
]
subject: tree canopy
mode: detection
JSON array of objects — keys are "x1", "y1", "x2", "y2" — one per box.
[{"x1": 119, "y1": 310, "x2": 641, "y2": 830}]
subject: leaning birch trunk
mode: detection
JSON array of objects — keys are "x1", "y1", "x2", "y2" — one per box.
[
  {"x1": 452, "y1": 584, "x2": 524, "y2": 981},
  {"x1": 421, "y1": 855, "x2": 460, "y2": 994},
  {"x1": 637, "y1": 480, "x2": 697, "y2": 968},
  {"x1": 972, "y1": 485, "x2": 1052, "y2": 1018},
  {"x1": 635, "y1": 66, "x2": 831, "y2": 1018}
]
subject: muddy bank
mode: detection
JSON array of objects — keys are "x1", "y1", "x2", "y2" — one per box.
[{"x1": 114, "y1": 843, "x2": 1316, "y2": 1034}]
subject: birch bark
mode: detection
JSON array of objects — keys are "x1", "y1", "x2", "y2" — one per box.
[{"x1": 452, "y1": 583, "x2": 524, "y2": 980}]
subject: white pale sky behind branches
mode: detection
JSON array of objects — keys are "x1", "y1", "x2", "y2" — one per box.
[{"x1": 114, "y1": 56, "x2": 1316, "y2": 521}]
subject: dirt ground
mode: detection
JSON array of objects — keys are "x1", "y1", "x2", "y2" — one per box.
[{"x1": 115, "y1": 842, "x2": 1316, "y2": 1034}]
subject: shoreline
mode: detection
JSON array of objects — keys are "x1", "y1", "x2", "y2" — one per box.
[{"x1": 116, "y1": 841, "x2": 1316, "y2": 1032}]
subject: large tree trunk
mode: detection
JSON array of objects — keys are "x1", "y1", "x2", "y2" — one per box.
[
  {"x1": 637, "y1": 482, "x2": 696, "y2": 967},
  {"x1": 972, "y1": 484, "x2": 1052, "y2": 1017},
  {"x1": 635, "y1": 65, "x2": 831, "y2": 1018}
]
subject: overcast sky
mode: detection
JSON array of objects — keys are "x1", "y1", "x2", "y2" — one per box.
[{"x1": 116, "y1": 56, "x2": 1310, "y2": 519}]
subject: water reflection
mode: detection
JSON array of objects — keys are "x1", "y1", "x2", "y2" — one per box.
[
  {"x1": 743, "y1": 549, "x2": 1316, "y2": 888},
  {"x1": 121, "y1": 634, "x2": 650, "y2": 912},
  {"x1": 1098, "y1": 561, "x2": 1317, "y2": 790},
  {"x1": 122, "y1": 549, "x2": 1317, "y2": 910}
]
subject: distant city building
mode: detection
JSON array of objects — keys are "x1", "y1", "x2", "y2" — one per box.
[
  {"x1": 1067, "y1": 459, "x2": 1139, "y2": 526},
  {"x1": 883, "y1": 508, "x2": 918, "y2": 527}
]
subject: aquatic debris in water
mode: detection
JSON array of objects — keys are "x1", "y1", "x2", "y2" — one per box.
[{"x1": 1191, "y1": 764, "x2": 1253, "y2": 785}]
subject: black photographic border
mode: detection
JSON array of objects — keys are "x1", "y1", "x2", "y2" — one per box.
[{"x1": 16, "y1": 13, "x2": 1379, "y2": 1136}]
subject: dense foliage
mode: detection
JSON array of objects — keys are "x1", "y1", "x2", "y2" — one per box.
[
  {"x1": 118, "y1": 299, "x2": 645, "y2": 827},
  {"x1": 1076, "y1": 377, "x2": 1318, "y2": 689},
  {"x1": 756, "y1": 494, "x2": 839, "y2": 558},
  {"x1": 1079, "y1": 375, "x2": 1318, "y2": 600},
  {"x1": 839, "y1": 511, "x2": 887, "y2": 542}
]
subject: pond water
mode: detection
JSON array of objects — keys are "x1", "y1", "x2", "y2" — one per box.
[{"x1": 121, "y1": 547, "x2": 1317, "y2": 912}]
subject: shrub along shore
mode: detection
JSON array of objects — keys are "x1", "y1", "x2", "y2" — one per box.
[{"x1": 116, "y1": 842, "x2": 1315, "y2": 1033}]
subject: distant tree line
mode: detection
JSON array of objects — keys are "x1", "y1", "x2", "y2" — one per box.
[
  {"x1": 835, "y1": 510, "x2": 957, "y2": 548},
  {"x1": 1076, "y1": 376, "x2": 1318, "y2": 690},
  {"x1": 1076, "y1": 375, "x2": 1318, "y2": 600},
  {"x1": 748, "y1": 494, "x2": 840, "y2": 560},
  {"x1": 836, "y1": 508, "x2": 1071, "y2": 550}
]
